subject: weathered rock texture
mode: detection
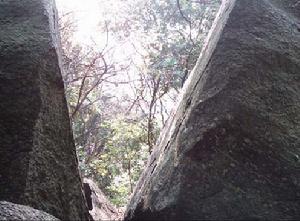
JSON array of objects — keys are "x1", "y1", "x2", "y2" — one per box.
[
  {"x1": 0, "y1": 201, "x2": 60, "y2": 221},
  {"x1": 125, "y1": 0, "x2": 300, "y2": 220},
  {"x1": 0, "y1": 0, "x2": 90, "y2": 220},
  {"x1": 84, "y1": 178, "x2": 123, "y2": 221}
]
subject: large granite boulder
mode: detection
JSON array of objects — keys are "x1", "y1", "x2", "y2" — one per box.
[
  {"x1": 0, "y1": 0, "x2": 90, "y2": 220},
  {"x1": 0, "y1": 201, "x2": 60, "y2": 221},
  {"x1": 125, "y1": 0, "x2": 300, "y2": 220}
]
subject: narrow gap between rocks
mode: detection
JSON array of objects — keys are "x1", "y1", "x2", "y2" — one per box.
[{"x1": 56, "y1": 0, "x2": 221, "y2": 219}]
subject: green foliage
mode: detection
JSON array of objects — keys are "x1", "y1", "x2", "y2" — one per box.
[
  {"x1": 84, "y1": 119, "x2": 149, "y2": 206},
  {"x1": 109, "y1": 0, "x2": 221, "y2": 88}
]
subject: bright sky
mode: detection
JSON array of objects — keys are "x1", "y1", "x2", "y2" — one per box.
[
  {"x1": 56, "y1": 0, "x2": 138, "y2": 58},
  {"x1": 56, "y1": 0, "x2": 103, "y2": 45},
  {"x1": 55, "y1": 0, "x2": 144, "y2": 98}
]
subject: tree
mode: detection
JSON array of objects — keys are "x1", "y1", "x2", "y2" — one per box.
[{"x1": 107, "y1": 0, "x2": 221, "y2": 152}]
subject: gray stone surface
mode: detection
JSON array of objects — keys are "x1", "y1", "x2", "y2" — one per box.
[
  {"x1": 0, "y1": 201, "x2": 60, "y2": 221},
  {"x1": 0, "y1": 0, "x2": 90, "y2": 220},
  {"x1": 125, "y1": 0, "x2": 300, "y2": 220},
  {"x1": 84, "y1": 178, "x2": 123, "y2": 221}
]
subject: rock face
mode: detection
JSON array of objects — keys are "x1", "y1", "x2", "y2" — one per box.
[
  {"x1": 125, "y1": 0, "x2": 300, "y2": 220},
  {"x1": 84, "y1": 178, "x2": 123, "y2": 221},
  {"x1": 0, "y1": 201, "x2": 60, "y2": 221},
  {"x1": 0, "y1": 0, "x2": 90, "y2": 220}
]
